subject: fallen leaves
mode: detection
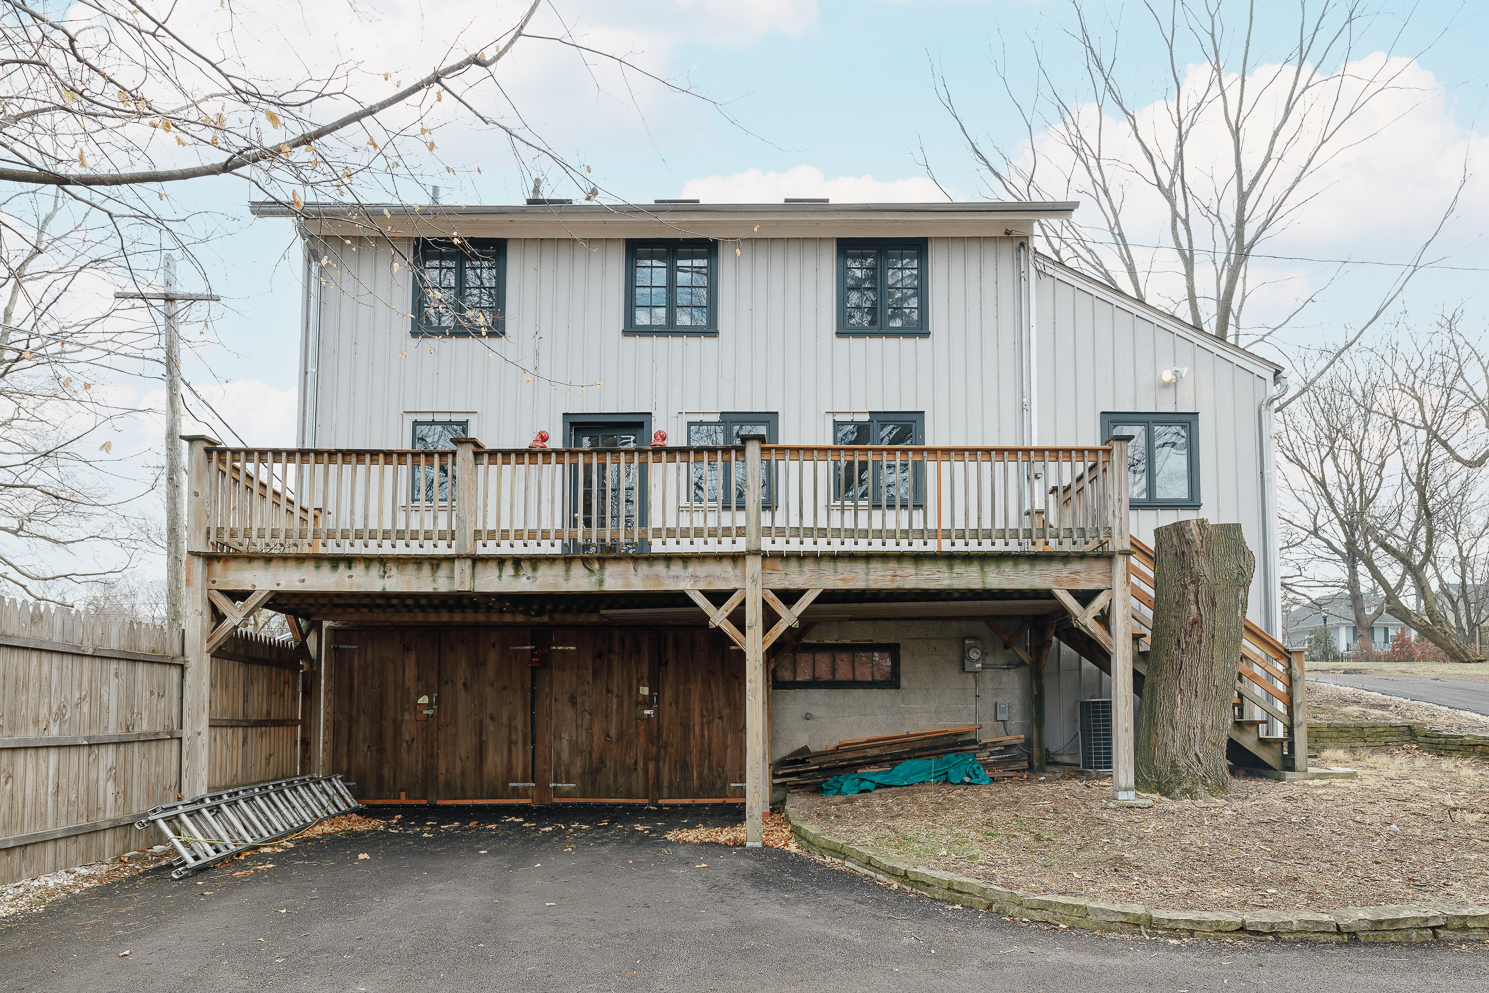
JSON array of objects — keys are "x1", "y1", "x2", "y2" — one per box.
[
  {"x1": 663, "y1": 812, "x2": 801, "y2": 852},
  {"x1": 357, "y1": 853, "x2": 370, "y2": 860}
]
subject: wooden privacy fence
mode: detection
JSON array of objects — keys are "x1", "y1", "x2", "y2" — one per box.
[
  {"x1": 0, "y1": 597, "x2": 303, "y2": 885},
  {"x1": 195, "y1": 443, "x2": 1118, "y2": 555}
]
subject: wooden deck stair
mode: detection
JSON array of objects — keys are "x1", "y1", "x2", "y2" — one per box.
[{"x1": 1053, "y1": 537, "x2": 1306, "y2": 772}]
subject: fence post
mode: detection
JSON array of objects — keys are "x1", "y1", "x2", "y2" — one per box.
[
  {"x1": 1105, "y1": 435, "x2": 1135, "y2": 801},
  {"x1": 741, "y1": 434, "x2": 767, "y2": 847},
  {"x1": 1288, "y1": 648, "x2": 1309, "y2": 772}
]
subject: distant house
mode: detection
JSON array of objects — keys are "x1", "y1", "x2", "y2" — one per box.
[{"x1": 1287, "y1": 598, "x2": 1409, "y2": 651}]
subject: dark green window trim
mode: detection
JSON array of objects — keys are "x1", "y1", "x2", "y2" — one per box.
[
  {"x1": 410, "y1": 238, "x2": 506, "y2": 337},
  {"x1": 1100, "y1": 412, "x2": 1202, "y2": 509},
  {"x1": 624, "y1": 239, "x2": 719, "y2": 335},
  {"x1": 831, "y1": 412, "x2": 925, "y2": 508},
  {"x1": 836, "y1": 238, "x2": 929, "y2": 336},
  {"x1": 685, "y1": 412, "x2": 779, "y2": 510}
]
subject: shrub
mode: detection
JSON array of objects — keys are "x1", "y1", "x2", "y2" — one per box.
[{"x1": 1306, "y1": 628, "x2": 1344, "y2": 665}]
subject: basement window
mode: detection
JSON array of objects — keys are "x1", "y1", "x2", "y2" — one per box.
[
  {"x1": 772, "y1": 643, "x2": 900, "y2": 690},
  {"x1": 412, "y1": 238, "x2": 506, "y2": 336}
]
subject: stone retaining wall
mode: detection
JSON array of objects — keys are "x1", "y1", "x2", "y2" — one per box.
[
  {"x1": 784, "y1": 800, "x2": 1489, "y2": 943},
  {"x1": 1309, "y1": 722, "x2": 1489, "y2": 760}
]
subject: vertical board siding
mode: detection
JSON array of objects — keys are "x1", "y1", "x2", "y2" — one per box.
[
  {"x1": 0, "y1": 597, "x2": 180, "y2": 885},
  {"x1": 313, "y1": 237, "x2": 1022, "y2": 449},
  {"x1": 1032, "y1": 262, "x2": 1275, "y2": 621}
]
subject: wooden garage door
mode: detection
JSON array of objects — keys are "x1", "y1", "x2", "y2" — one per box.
[
  {"x1": 435, "y1": 629, "x2": 532, "y2": 803},
  {"x1": 330, "y1": 629, "x2": 439, "y2": 802},
  {"x1": 657, "y1": 629, "x2": 745, "y2": 800},
  {"x1": 546, "y1": 628, "x2": 655, "y2": 801}
]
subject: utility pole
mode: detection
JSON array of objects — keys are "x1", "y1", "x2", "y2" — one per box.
[{"x1": 116, "y1": 256, "x2": 219, "y2": 643}]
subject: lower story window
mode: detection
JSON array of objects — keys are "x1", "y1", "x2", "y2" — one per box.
[{"x1": 772, "y1": 643, "x2": 900, "y2": 689}]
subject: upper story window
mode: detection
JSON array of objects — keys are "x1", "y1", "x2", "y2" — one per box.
[
  {"x1": 1100, "y1": 412, "x2": 1200, "y2": 509},
  {"x1": 625, "y1": 240, "x2": 718, "y2": 334},
  {"x1": 686, "y1": 412, "x2": 778, "y2": 508},
  {"x1": 832, "y1": 412, "x2": 924, "y2": 507},
  {"x1": 412, "y1": 239, "x2": 506, "y2": 336},
  {"x1": 837, "y1": 239, "x2": 928, "y2": 335}
]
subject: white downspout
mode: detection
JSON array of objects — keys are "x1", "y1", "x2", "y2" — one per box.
[{"x1": 1259, "y1": 371, "x2": 1290, "y2": 635}]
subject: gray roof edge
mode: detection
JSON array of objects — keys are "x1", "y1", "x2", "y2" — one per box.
[{"x1": 248, "y1": 200, "x2": 1081, "y2": 218}]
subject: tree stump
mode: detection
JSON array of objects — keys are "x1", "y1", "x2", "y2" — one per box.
[{"x1": 1136, "y1": 519, "x2": 1255, "y2": 799}]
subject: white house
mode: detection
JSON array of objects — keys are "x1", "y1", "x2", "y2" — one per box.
[{"x1": 215, "y1": 198, "x2": 1294, "y2": 833}]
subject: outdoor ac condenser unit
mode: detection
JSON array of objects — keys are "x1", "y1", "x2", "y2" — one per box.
[{"x1": 1079, "y1": 698, "x2": 1113, "y2": 772}]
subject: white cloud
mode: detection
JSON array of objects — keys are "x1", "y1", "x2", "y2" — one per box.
[
  {"x1": 681, "y1": 165, "x2": 948, "y2": 203},
  {"x1": 134, "y1": 380, "x2": 299, "y2": 450}
]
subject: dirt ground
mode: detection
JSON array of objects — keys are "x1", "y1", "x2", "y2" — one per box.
[
  {"x1": 789, "y1": 746, "x2": 1489, "y2": 912},
  {"x1": 0, "y1": 813, "x2": 386, "y2": 921},
  {"x1": 1312, "y1": 657, "x2": 1489, "y2": 683},
  {"x1": 1306, "y1": 680, "x2": 1489, "y2": 735}
]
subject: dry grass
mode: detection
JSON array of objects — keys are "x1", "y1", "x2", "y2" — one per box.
[
  {"x1": 1306, "y1": 680, "x2": 1489, "y2": 735},
  {"x1": 789, "y1": 747, "x2": 1489, "y2": 912},
  {"x1": 1311, "y1": 657, "x2": 1489, "y2": 683}
]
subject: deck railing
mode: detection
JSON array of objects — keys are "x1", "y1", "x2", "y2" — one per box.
[{"x1": 192, "y1": 442, "x2": 1118, "y2": 557}]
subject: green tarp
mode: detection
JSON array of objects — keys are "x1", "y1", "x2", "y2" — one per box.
[{"x1": 820, "y1": 751, "x2": 992, "y2": 796}]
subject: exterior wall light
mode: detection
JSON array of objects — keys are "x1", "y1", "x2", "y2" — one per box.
[{"x1": 1160, "y1": 367, "x2": 1189, "y2": 384}]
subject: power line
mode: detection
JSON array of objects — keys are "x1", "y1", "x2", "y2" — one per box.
[{"x1": 1060, "y1": 238, "x2": 1489, "y2": 273}]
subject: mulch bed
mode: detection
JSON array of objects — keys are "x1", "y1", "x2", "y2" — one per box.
[{"x1": 788, "y1": 746, "x2": 1489, "y2": 912}]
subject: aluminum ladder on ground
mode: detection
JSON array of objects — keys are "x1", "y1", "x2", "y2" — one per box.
[{"x1": 136, "y1": 774, "x2": 361, "y2": 878}]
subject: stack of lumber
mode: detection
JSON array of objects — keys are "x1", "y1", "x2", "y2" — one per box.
[{"x1": 772, "y1": 724, "x2": 1028, "y2": 788}]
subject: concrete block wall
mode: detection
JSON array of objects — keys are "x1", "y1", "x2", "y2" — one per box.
[{"x1": 769, "y1": 620, "x2": 1029, "y2": 759}]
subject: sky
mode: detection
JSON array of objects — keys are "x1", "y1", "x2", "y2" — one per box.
[{"x1": 17, "y1": 0, "x2": 1489, "y2": 595}]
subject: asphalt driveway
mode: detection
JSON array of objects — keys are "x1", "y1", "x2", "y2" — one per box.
[
  {"x1": 1, "y1": 806, "x2": 1484, "y2": 992},
  {"x1": 1311, "y1": 673, "x2": 1489, "y2": 716}
]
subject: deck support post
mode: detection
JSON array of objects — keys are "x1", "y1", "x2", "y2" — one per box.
[
  {"x1": 181, "y1": 436, "x2": 219, "y2": 800},
  {"x1": 1288, "y1": 648, "x2": 1308, "y2": 772},
  {"x1": 1106, "y1": 435, "x2": 1135, "y2": 801},
  {"x1": 1028, "y1": 620, "x2": 1057, "y2": 772},
  {"x1": 742, "y1": 434, "x2": 767, "y2": 848}
]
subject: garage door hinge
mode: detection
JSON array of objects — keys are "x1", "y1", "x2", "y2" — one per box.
[
  {"x1": 550, "y1": 783, "x2": 576, "y2": 788},
  {"x1": 508, "y1": 782, "x2": 535, "y2": 787}
]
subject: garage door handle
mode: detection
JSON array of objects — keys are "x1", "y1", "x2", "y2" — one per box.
[
  {"x1": 508, "y1": 782, "x2": 535, "y2": 787},
  {"x1": 550, "y1": 783, "x2": 576, "y2": 788}
]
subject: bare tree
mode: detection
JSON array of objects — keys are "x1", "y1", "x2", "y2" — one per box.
[
  {"x1": 935, "y1": 0, "x2": 1457, "y2": 352},
  {"x1": 1277, "y1": 328, "x2": 1488, "y2": 662},
  {"x1": 0, "y1": 0, "x2": 735, "y2": 604}
]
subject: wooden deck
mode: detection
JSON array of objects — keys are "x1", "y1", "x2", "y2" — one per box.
[{"x1": 182, "y1": 436, "x2": 1139, "y2": 841}]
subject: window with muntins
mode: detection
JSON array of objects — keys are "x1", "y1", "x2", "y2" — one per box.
[
  {"x1": 837, "y1": 239, "x2": 928, "y2": 334},
  {"x1": 832, "y1": 412, "x2": 925, "y2": 507},
  {"x1": 686, "y1": 412, "x2": 778, "y2": 508},
  {"x1": 773, "y1": 643, "x2": 900, "y2": 689},
  {"x1": 1100, "y1": 412, "x2": 1200, "y2": 508},
  {"x1": 411, "y1": 419, "x2": 468, "y2": 503},
  {"x1": 625, "y1": 240, "x2": 718, "y2": 333},
  {"x1": 411, "y1": 239, "x2": 505, "y2": 336}
]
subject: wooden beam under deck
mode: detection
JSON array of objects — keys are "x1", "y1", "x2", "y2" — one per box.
[{"x1": 203, "y1": 551, "x2": 1117, "y2": 596}]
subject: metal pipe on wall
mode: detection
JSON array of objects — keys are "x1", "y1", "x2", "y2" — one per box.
[{"x1": 1259, "y1": 371, "x2": 1290, "y2": 635}]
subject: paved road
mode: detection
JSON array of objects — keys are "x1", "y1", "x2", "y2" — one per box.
[
  {"x1": 2, "y1": 806, "x2": 1484, "y2": 992},
  {"x1": 1311, "y1": 672, "x2": 1489, "y2": 716}
]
